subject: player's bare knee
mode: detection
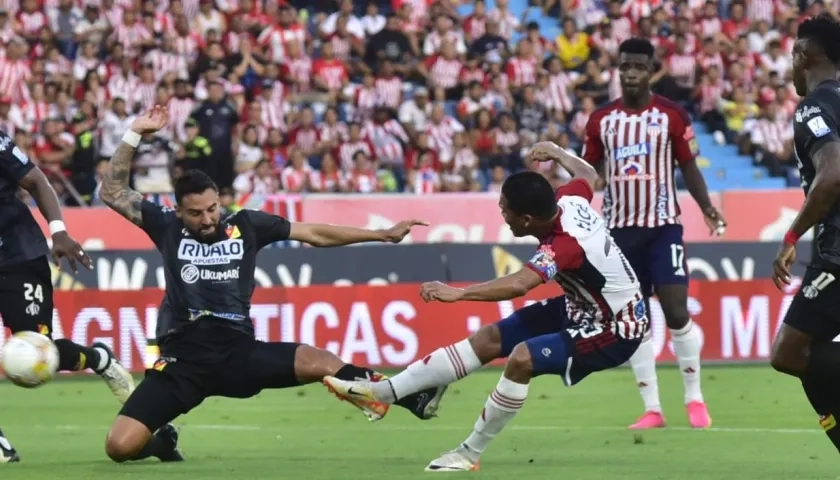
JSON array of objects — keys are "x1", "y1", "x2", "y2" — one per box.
[
  {"x1": 105, "y1": 416, "x2": 151, "y2": 463},
  {"x1": 504, "y1": 343, "x2": 534, "y2": 382},
  {"x1": 770, "y1": 325, "x2": 811, "y2": 377},
  {"x1": 468, "y1": 324, "x2": 503, "y2": 363}
]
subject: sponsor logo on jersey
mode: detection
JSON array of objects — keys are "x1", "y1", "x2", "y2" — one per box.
[
  {"x1": 656, "y1": 183, "x2": 669, "y2": 220},
  {"x1": 177, "y1": 238, "x2": 244, "y2": 265},
  {"x1": 617, "y1": 161, "x2": 655, "y2": 181},
  {"x1": 528, "y1": 246, "x2": 558, "y2": 280},
  {"x1": 180, "y1": 264, "x2": 240, "y2": 284},
  {"x1": 682, "y1": 125, "x2": 696, "y2": 141},
  {"x1": 613, "y1": 142, "x2": 650, "y2": 161},
  {"x1": 807, "y1": 116, "x2": 831, "y2": 138},
  {"x1": 820, "y1": 414, "x2": 837, "y2": 431},
  {"x1": 646, "y1": 122, "x2": 661, "y2": 137},
  {"x1": 225, "y1": 225, "x2": 241, "y2": 239},
  {"x1": 795, "y1": 105, "x2": 821, "y2": 123}
]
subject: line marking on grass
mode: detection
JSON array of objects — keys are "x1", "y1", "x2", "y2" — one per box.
[{"x1": 38, "y1": 424, "x2": 821, "y2": 435}]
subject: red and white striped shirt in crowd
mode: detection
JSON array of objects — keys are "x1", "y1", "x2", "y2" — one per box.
[
  {"x1": 181, "y1": 0, "x2": 201, "y2": 19},
  {"x1": 486, "y1": 8, "x2": 520, "y2": 40},
  {"x1": 696, "y1": 52, "x2": 725, "y2": 74},
  {"x1": 234, "y1": 171, "x2": 280, "y2": 195},
  {"x1": 144, "y1": 49, "x2": 189, "y2": 81},
  {"x1": 107, "y1": 73, "x2": 138, "y2": 103},
  {"x1": 621, "y1": 0, "x2": 664, "y2": 22},
  {"x1": 318, "y1": 122, "x2": 349, "y2": 145},
  {"x1": 494, "y1": 128, "x2": 519, "y2": 151},
  {"x1": 73, "y1": 55, "x2": 105, "y2": 81},
  {"x1": 194, "y1": 78, "x2": 234, "y2": 101},
  {"x1": 697, "y1": 17, "x2": 722, "y2": 38},
  {"x1": 750, "y1": 117, "x2": 792, "y2": 155},
  {"x1": 100, "y1": 4, "x2": 123, "y2": 27},
  {"x1": 374, "y1": 75, "x2": 403, "y2": 109},
  {"x1": 425, "y1": 116, "x2": 465, "y2": 163},
  {"x1": 167, "y1": 96, "x2": 195, "y2": 141},
  {"x1": 671, "y1": 33, "x2": 698, "y2": 55},
  {"x1": 697, "y1": 80, "x2": 724, "y2": 113},
  {"x1": 111, "y1": 22, "x2": 153, "y2": 58},
  {"x1": 348, "y1": 168, "x2": 378, "y2": 193},
  {"x1": 133, "y1": 81, "x2": 158, "y2": 111},
  {"x1": 15, "y1": 10, "x2": 47, "y2": 37},
  {"x1": 747, "y1": 0, "x2": 777, "y2": 23},
  {"x1": 21, "y1": 101, "x2": 54, "y2": 133},
  {"x1": 425, "y1": 56, "x2": 462, "y2": 90},
  {"x1": 348, "y1": 84, "x2": 377, "y2": 122},
  {"x1": 286, "y1": 126, "x2": 320, "y2": 153},
  {"x1": 570, "y1": 110, "x2": 590, "y2": 137},
  {"x1": 336, "y1": 139, "x2": 376, "y2": 170},
  {"x1": 546, "y1": 72, "x2": 577, "y2": 113},
  {"x1": 0, "y1": 57, "x2": 31, "y2": 103},
  {"x1": 590, "y1": 31, "x2": 620, "y2": 58},
  {"x1": 223, "y1": 31, "x2": 252, "y2": 54},
  {"x1": 362, "y1": 119, "x2": 409, "y2": 165},
  {"x1": 393, "y1": 0, "x2": 432, "y2": 30},
  {"x1": 174, "y1": 33, "x2": 204, "y2": 62},
  {"x1": 610, "y1": 16, "x2": 632, "y2": 41},
  {"x1": 0, "y1": 0, "x2": 18, "y2": 16},
  {"x1": 460, "y1": 66, "x2": 485, "y2": 85},
  {"x1": 258, "y1": 24, "x2": 307, "y2": 64},
  {"x1": 308, "y1": 169, "x2": 347, "y2": 192},
  {"x1": 506, "y1": 56, "x2": 537, "y2": 89},
  {"x1": 86, "y1": 87, "x2": 110, "y2": 115},
  {"x1": 259, "y1": 97, "x2": 288, "y2": 131},
  {"x1": 45, "y1": 54, "x2": 72, "y2": 78},
  {"x1": 312, "y1": 58, "x2": 348, "y2": 91},
  {"x1": 457, "y1": 95, "x2": 497, "y2": 118},
  {"x1": 422, "y1": 30, "x2": 466, "y2": 56},
  {"x1": 607, "y1": 68, "x2": 621, "y2": 101},
  {"x1": 463, "y1": 14, "x2": 485, "y2": 41},
  {"x1": 668, "y1": 53, "x2": 696, "y2": 88},
  {"x1": 282, "y1": 55, "x2": 313, "y2": 94},
  {"x1": 582, "y1": 95, "x2": 698, "y2": 229},
  {"x1": 410, "y1": 167, "x2": 440, "y2": 194},
  {"x1": 327, "y1": 34, "x2": 352, "y2": 62},
  {"x1": 280, "y1": 165, "x2": 311, "y2": 192},
  {"x1": 153, "y1": 11, "x2": 174, "y2": 35},
  {"x1": 0, "y1": 22, "x2": 14, "y2": 46}
]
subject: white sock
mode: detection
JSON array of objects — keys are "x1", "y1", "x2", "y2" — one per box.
[
  {"x1": 371, "y1": 339, "x2": 483, "y2": 403},
  {"x1": 93, "y1": 347, "x2": 110, "y2": 372},
  {"x1": 671, "y1": 321, "x2": 704, "y2": 403},
  {"x1": 462, "y1": 375, "x2": 528, "y2": 460},
  {"x1": 629, "y1": 338, "x2": 662, "y2": 413}
]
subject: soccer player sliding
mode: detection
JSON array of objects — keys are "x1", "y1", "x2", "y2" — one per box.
[
  {"x1": 770, "y1": 14, "x2": 840, "y2": 455},
  {"x1": 97, "y1": 106, "x2": 444, "y2": 464},
  {"x1": 324, "y1": 141, "x2": 647, "y2": 472},
  {"x1": 580, "y1": 38, "x2": 726, "y2": 429}
]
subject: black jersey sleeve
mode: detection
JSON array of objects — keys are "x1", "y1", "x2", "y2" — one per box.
[
  {"x1": 241, "y1": 209, "x2": 291, "y2": 248},
  {"x1": 0, "y1": 134, "x2": 35, "y2": 183},
  {"x1": 140, "y1": 199, "x2": 177, "y2": 245},
  {"x1": 794, "y1": 91, "x2": 840, "y2": 158}
]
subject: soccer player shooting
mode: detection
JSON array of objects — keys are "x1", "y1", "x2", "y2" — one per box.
[
  {"x1": 0, "y1": 129, "x2": 134, "y2": 463},
  {"x1": 323, "y1": 141, "x2": 647, "y2": 472},
  {"x1": 97, "y1": 106, "x2": 445, "y2": 463},
  {"x1": 581, "y1": 38, "x2": 725, "y2": 429},
  {"x1": 769, "y1": 13, "x2": 840, "y2": 455}
]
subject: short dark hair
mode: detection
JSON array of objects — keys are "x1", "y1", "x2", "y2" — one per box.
[
  {"x1": 501, "y1": 171, "x2": 557, "y2": 219},
  {"x1": 174, "y1": 169, "x2": 218, "y2": 204},
  {"x1": 798, "y1": 13, "x2": 840, "y2": 65},
  {"x1": 618, "y1": 38, "x2": 655, "y2": 58}
]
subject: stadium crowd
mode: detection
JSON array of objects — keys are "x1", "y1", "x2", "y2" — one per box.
[{"x1": 0, "y1": 0, "x2": 819, "y2": 205}]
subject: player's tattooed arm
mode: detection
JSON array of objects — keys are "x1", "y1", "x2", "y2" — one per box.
[
  {"x1": 789, "y1": 141, "x2": 840, "y2": 236},
  {"x1": 99, "y1": 141, "x2": 144, "y2": 226},
  {"x1": 422, "y1": 267, "x2": 544, "y2": 303},
  {"x1": 289, "y1": 219, "x2": 428, "y2": 247}
]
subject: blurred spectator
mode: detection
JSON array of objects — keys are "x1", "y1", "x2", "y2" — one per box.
[{"x1": 189, "y1": 81, "x2": 238, "y2": 188}]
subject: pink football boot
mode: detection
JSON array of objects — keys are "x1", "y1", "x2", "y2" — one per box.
[
  {"x1": 686, "y1": 401, "x2": 712, "y2": 429},
  {"x1": 629, "y1": 411, "x2": 666, "y2": 429}
]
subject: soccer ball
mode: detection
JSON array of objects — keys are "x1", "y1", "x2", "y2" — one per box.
[{"x1": 1, "y1": 331, "x2": 59, "y2": 388}]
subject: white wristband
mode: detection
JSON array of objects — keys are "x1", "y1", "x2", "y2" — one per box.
[
  {"x1": 122, "y1": 130, "x2": 141, "y2": 148},
  {"x1": 49, "y1": 220, "x2": 66, "y2": 236}
]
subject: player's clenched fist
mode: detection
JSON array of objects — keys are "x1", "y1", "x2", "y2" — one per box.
[
  {"x1": 526, "y1": 141, "x2": 567, "y2": 163},
  {"x1": 380, "y1": 219, "x2": 429, "y2": 243},
  {"x1": 131, "y1": 105, "x2": 170, "y2": 134},
  {"x1": 420, "y1": 281, "x2": 464, "y2": 303}
]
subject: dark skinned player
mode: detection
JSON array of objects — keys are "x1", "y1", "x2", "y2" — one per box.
[
  {"x1": 581, "y1": 38, "x2": 726, "y2": 429},
  {"x1": 770, "y1": 13, "x2": 840, "y2": 454}
]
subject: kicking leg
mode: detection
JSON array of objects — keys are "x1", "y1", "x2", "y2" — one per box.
[
  {"x1": 53, "y1": 340, "x2": 135, "y2": 403},
  {"x1": 0, "y1": 428, "x2": 19, "y2": 463},
  {"x1": 322, "y1": 298, "x2": 567, "y2": 420}
]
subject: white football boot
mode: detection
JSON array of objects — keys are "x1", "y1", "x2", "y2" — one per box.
[
  {"x1": 424, "y1": 447, "x2": 479, "y2": 472},
  {"x1": 92, "y1": 342, "x2": 135, "y2": 403}
]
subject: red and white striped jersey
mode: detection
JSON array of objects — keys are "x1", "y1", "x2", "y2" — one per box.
[
  {"x1": 111, "y1": 22, "x2": 152, "y2": 58},
  {"x1": 173, "y1": 33, "x2": 204, "y2": 62},
  {"x1": 107, "y1": 72, "x2": 138, "y2": 104},
  {"x1": 133, "y1": 81, "x2": 158, "y2": 111},
  {"x1": 308, "y1": 169, "x2": 347, "y2": 192},
  {"x1": 541, "y1": 73, "x2": 576, "y2": 113},
  {"x1": 525, "y1": 179, "x2": 645, "y2": 337},
  {"x1": 582, "y1": 95, "x2": 699, "y2": 229},
  {"x1": 21, "y1": 101, "x2": 55, "y2": 133},
  {"x1": 281, "y1": 56, "x2": 313, "y2": 94},
  {"x1": 280, "y1": 166, "x2": 311, "y2": 193},
  {"x1": 667, "y1": 53, "x2": 696, "y2": 89},
  {"x1": 258, "y1": 97, "x2": 288, "y2": 132},
  {"x1": 336, "y1": 139, "x2": 375, "y2": 170},
  {"x1": 610, "y1": 16, "x2": 632, "y2": 42},
  {"x1": 318, "y1": 122, "x2": 348, "y2": 146},
  {"x1": 621, "y1": 0, "x2": 664, "y2": 22},
  {"x1": 425, "y1": 116, "x2": 465, "y2": 163},
  {"x1": 0, "y1": 57, "x2": 32, "y2": 103},
  {"x1": 422, "y1": 30, "x2": 467, "y2": 56},
  {"x1": 313, "y1": 59, "x2": 348, "y2": 91},
  {"x1": 463, "y1": 14, "x2": 485, "y2": 41},
  {"x1": 258, "y1": 24, "x2": 306, "y2": 64},
  {"x1": 362, "y1": 119, "x2": 408, "y2": 165},
  {"x1": 166, "y1": 96, "x2": 196, "y2": 141},
  {"x1": 347, "y1": 168, "x2": 378, "y2": 193},
  {"x1": 425, "y1": 56, "x2": 462, "y2": 90},
  {"x1": 409, "y1": 167, "x2": 441, "y2": 194},
  {"x1": 697, "y1": 80, "x2": 724, "y2": 114},
  {"x1": 486, "y1": 8, "x2": 520, "y2": 40},
  {"x1": 16, "y1": 10, "x2": 47, "y2": 36},
  {"x1": 374, "y1": 75, "x2": 403, "y2": 109},
  {"x1": 747, "y1": 0, "x2": 777, "y2": 23},
  {"x1": 697, "y1": 17, "x2": 721, "y2": 38},
  {"x1": 286, "y1": 126, "x2": 320, "y2": 152},
  {"x1": 750, "y1": 117, "x2": 793, "y2": 155},
  {"x1": 505, "y1": 57, "x2": 537, "y2": 89},
  {"x1": 144, "y1": 49, "x2": 189, "y2": 81}
]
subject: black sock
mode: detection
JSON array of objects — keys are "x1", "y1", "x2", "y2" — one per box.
[
  {"x1": 801, "y1": 376, "x2": 840, "y2": 452},
  {"x1": 131, "y1": 435, "x2": 165, "y2": 461},
  {"x1": 806, "y1": 343, "x2": 840, "y2": 377},
  {"x1": 334, "y1": 364, "x2": 375, "y2": 381},
  {"x1": 54, "y1": 339, "x2": 102, "y2": 372},
  {"x1": 333, "y1": 364, "x2": 436, "y2": 413}
]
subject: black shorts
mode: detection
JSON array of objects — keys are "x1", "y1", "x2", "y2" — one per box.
[
  {"x1": 119, "y1": 321, "x2": 301, "y2": 432},
  {"x1": 0, "y1": 256, "x2": 55, "y2": 336},
  {"x1": 783, "y1": 266, "x2": 840, "y2": 342}
]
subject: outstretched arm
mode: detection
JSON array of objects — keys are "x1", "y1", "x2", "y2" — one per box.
[
  {"x1": 99, "y1": 141, "x2": 144, "y2": 225},
  {"x1": 98, "y1": 106, "x2": 170, "y2": 226},
  {"x1": 288, "y1": 219, "x2": 428, "y2": 247},
  {"x1": 526, "y1": 141, "x2": 601, "y2": 190},
  {"x1": 420, "y1": 267, "x2": 544, "y2": 303}
]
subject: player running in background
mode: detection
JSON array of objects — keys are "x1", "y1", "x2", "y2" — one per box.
[
  {"x1": 770, "y1": 14, "x2": 840, "y2": 455},
  {"x1": 323, "y1": 142, "x2": 647, "y2": 472},
  {"x1": 97, "y1": 106, "x2": 443, "y2": 464},
  {"x1": 0, "y1": 130, "x2": 134, "y2": 463},
  {"x1": 581, "y1": 38, "x2": 726, "y2": 430}
]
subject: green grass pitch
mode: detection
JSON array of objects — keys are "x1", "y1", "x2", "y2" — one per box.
[{"x1": 0, "y1": 366, "x2": 836, "y2": 479}]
